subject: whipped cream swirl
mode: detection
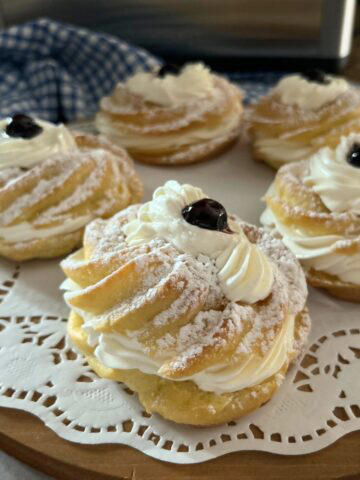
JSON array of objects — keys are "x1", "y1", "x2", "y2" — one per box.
[
  {"x1": 304, "y1": 134, "x2": 360, "y2": 214},
  {"x1": 0, "y1": 118, "x2": 77, "y2": 170},
  {"x1": 125, "y1": 63, "x2": 215, "y2": 108},
  {"x1": 272, "y1": 74, "x2": 349, "y2": 110},
  {"x1": 124, "y1": 180, "x2": 274, "y2": 303}
]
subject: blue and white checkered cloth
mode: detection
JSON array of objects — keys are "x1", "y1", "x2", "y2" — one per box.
[
  {"x1": 0, "y1": 18, "x2": 284, "y2": 123},
  {"x1": 0, "y1": 18, "x2": 160, "y2": 122}
]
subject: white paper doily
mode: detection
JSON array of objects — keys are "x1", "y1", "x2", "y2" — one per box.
[{"x1": 0, "y1": 142, "x2": 359, "y2": 464}]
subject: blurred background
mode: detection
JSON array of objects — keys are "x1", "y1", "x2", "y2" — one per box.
[{"x1": 0, "y1": 0, "x2": 358, "y2": 74}]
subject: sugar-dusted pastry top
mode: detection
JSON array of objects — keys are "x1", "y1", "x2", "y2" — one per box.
[
  {"x1": 0, "y1": 115, "x2": 77, "y2": 170},
  {"x1": 251, "y1": 71, "x2": 360, "y2": 128},
  {"x1": 62, "y1": 181, "x2": 309, "y2": 395},
  {"x1": 261, "y1": 135, "x2": 360, "y2": 285},
  {"x1": 96, "y1": 63, "x2": 243, "y2": 163},
  {"x1": 0, "y1": 131, "x2": 143, "y2": 245},
  {"x1": 99, "y1": 63, "x2": 241, "y2": 120},
  {"x1": 250, "y1": 70, "x2": 360, "y2": 170}
]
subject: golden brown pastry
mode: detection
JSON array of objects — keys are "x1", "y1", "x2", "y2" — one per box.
[
  {"x1": 61, "y1": 181, "x2": 310, "y2": 426},
  {"x1": 95, "y1": 63, "x2": 243, "y2": 165},
  {"x1": 261, "y1": 134, "x2": 360, "y2": 302},
  {"x1": 249, "y1": 70, "x2": 360, "y2": 169},
  {"x1": 0, "y1": 115, "x2": 143, "y2": 261}
]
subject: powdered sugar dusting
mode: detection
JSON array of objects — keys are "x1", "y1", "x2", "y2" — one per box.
[
  {"x1": 96, "y1": 75, "x2": 243, "y2": 165},
  {"x1": 252, "y1": 88, "x2": 360, "y2": 129},
  {"x1": 35, "y1": 151, "x2": 115, "y2": 224},
  {"x1": 0, "y1": 137, "x2": 142, "y2": 246},
  {"x1": 0, "y1": 167, "x2": 23, "y2": 188},
  {"x1": 83, "y1": 205, "x2": 140, "y2": 258},
  {"x1": 63, "y1": 204, "x2": 309, "y2": 385},
  {"x1": 271, "y1": 160, "x2": 360, "y2": 237},
  {"x1": 99, "y1": 77, "x2": 242, "y2": 133},
  {"x1": 0, "y1": 153, "x2": 80, "y2": 226}
]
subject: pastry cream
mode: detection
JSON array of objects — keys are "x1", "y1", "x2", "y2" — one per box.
[
  {"x1": 0, "y1": 118, "x2": 77, "y2": 170},
  {"x1": 124, "y1": 181, "x2": 274, "y2": 303},
  {"x1": 261, "y1": 206, "x2": 360, "y2": 285},
  {"x1": 304, "y1": 134, "x2": 360, "y2": 214},
  {"x1": 96, "y1": 104, "x2": 241, "y2": 153},
  {"x1": 0, "y1": 215, "x2": 92, "y2": 243},
  {"x1": 96, "y1": 313, "x2": 294, "y2": 394},
  {"x1": 272, "y1": 74, "x2": 349, "y2": 110},
  {"x1": 125, "y1": 63, "x2": 215, "y2": 108},
  {"x1": 254, "y1": 136, "x2": 314, "y2": 168},
  {"x1": 62, "y1": 278, "x2": 294, "y2": 394}
]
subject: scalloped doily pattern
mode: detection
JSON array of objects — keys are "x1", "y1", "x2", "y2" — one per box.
[
  {"x1": 0, "y1": 259, "x2": 19, "y2": 305},
  {"x1": 0, "y1": 256, "x2": 359, "y2": 464}
]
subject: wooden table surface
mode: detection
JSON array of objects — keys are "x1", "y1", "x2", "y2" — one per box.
[{"x1": 0, "y1": 407, "x2": 360, "y2": 480}]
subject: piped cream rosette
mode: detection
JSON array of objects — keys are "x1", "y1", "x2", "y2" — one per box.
[
  {"x1": 0, "y1": 117, "x2": 143, "y2": 261},
  {"x1": 249, "y1": 72, "x2": 360, "y2": 169},
  {"x1": 95, "y1": 63, "x2": 244, "y2": 165},
  {"x1": 0, "y1": 117, "x2": 77, "y2": 169},
  {"x1": 261, "y1": 134, "x2": 360, "y2": 302},
  {"x1": 61, "y1": 181, "x2": 310, "y2": 426}
]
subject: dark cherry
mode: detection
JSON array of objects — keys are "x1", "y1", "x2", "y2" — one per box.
[
  {"x1": 157, "y1": 63, "x2": 180, "y2": 77},
  {"x1": 346, "y1": 143, "x2": 360, "y2": 168},
  {"x1": 5, "y1": 114, "x2": 43, "y2": 139},
  {"x1": 301, "y1": 69, "x2": 330, "y2": 85},
  {"x1": 182, "y1": 198, "x2": 232, "y2": 232}
]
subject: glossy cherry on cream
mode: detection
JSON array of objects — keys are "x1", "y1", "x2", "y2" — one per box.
[
  {"x1": 182, "y1": 198, "x2": 232, "y2": 232},
  {"x1": 347, "y1": 143, "x2": 360, "y2": 168},
  {"x1": 5, "y1": 114, "x2": 43, "y2": 139},
  {"x1": 301, "y1": 69, "x2": 331, "y2": 85}
]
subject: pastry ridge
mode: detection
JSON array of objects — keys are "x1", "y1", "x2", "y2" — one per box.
[
  {"x1": 250, "y1": 88, "x2": 360, "y2": 169},
  {"x1": 0, "y1": 132, "x2": 143, "y2": 261}
]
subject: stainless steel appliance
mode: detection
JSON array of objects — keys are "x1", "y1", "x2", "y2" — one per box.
[{"x1": 0, "y1": 0, "x2": 356, "y2": 71}]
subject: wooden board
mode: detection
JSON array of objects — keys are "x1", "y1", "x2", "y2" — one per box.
[{"x1": 0, "y1": 407, "x2": 360, "y2": 480}]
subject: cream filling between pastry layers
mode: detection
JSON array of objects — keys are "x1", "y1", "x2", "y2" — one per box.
[
  {"x1": 62, "y1": 277, "x2": 294, "y2": 394},
  {"x1": 0, "y1": 119, "x2": 77, "y2": 170},
  {"x1": 0, "y1": 215, "x2": 92, "y2": 243},
  {"x1": 96, "y1": 104, "x2": 241, "y2": 153},
  {"x1": 261, "y1": 206, "x2": 360, "y2": 285},
  {"x1": 254, "y1": 136, "x2": 314, "y2": 167}
]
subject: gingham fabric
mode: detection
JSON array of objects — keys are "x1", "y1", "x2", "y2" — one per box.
[
  {"x1": 0, "y1": 18, "x2": 160, "y2": 122},
  {"x1": 230, "y1": 71, "x2": 283, "y2": 104},
  {"x1": 0, "y1": 18, "x2": 285, "y2": 123}
]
